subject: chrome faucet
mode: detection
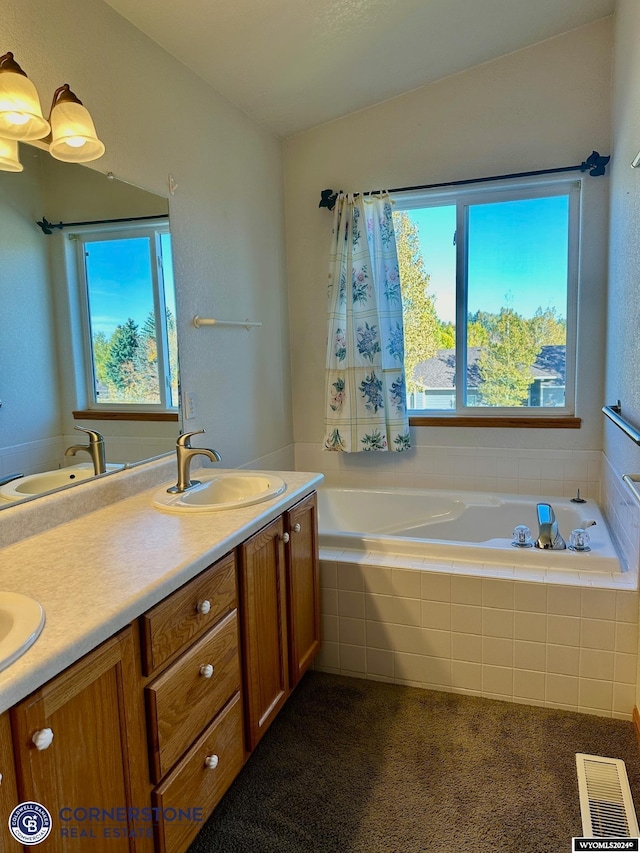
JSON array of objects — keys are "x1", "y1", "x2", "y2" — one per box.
[
  {"x1": 167, "y1": 429, "x2": 221, "y2": 494},
  {"x1": 535, "y1": 503, "x2": 566, "y2": 550},
  {"x1": 64, "y1": 427, "x2": 106, "y2": 476}
]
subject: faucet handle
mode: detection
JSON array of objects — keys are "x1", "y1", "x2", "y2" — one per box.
[
  {"x1": 73, "y1": 426, "x2": 104, "y2": 443},
  {"x1": 177, "y1": 429, "x2": 206, "y2": 448}
]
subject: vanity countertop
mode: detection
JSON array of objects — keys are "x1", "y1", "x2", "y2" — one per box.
[{"x1": 0, "y1": 468, "x2": 323, "y2": 714}]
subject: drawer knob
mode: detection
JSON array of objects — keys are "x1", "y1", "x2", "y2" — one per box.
[
  {"x1": 293, "y1": 523, "x2": 301, "y2": 533},
  {"x1": 280, "y1": 532, "x2": 290, "y2": 544},
  {"x1": 32, "y1": 728, "x2": 54, "y2": 750},
  {"x1": 204, "y1": 754, "x2": 219, "y2": 770},
  {"x1": 196, "y1": 599, "x2": 211, "y2": 615},
  {"x1": 199, "y1": 664, "x2": 214, "y2": 679}
]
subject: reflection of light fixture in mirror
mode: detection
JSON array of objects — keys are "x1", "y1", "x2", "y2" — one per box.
[
  {"x1": 48, "y1": 84, "x2": 105, "y2": 163},
  {"x1": 0, "y1": 52, "x2": 105, "y2": 172},
  {"x1": 0, "y1": 136, "x2": 22, "y2": 172},
  {"x1": 632, "y1": 151, "x2": 640, "y2": 169},
  {"x1": 0, "y1": 52, "x2": 50, "y2": 141}
]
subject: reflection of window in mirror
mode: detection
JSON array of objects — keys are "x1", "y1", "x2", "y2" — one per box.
[{"x1": 72, "y1": 222, "x2": 178, "y2": 412}]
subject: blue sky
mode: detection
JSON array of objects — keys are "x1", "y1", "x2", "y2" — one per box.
[
  {"x1": 84, "y1": 233, "x2": 175, "y2": 338},
  {"x1": 406, "y1": 194, "x2": 569, "y2": 324}
]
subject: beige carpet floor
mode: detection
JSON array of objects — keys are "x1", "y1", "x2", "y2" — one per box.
[{"x1": 188, "y1": 672, "x2": 640, "y2": 853}]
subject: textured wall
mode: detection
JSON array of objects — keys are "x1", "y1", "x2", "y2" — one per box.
[
  {"x1": 0, "y1": 157, "x2": 60, "y2": 449},
  {"x1": 2, "y1": 0, "x2": 293, "y2": 471},
  {"x1": 603, "y1": 0, "x2": 640, "y2": 709},
  {"x1": 284, "y1": 20, "x2": 612, "y2": 457},
  {"x1": 604, "y1": 0, "x2": 640, "y2": 476}
]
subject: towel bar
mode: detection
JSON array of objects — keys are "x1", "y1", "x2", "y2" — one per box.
[
  {"x1": 622, "y1": 474, "x2": 640, "y2": 507},
  {"x1": 193, "y1": 316, "x2": 262, "y2": 330},
  {"x1": 602, "y1": 403, "x2": 640, "y2": 445}
]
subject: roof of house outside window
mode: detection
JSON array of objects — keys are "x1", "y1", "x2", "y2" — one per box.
[{"x1": 413, "y1": 345, "x2": 566, "y2": 391}]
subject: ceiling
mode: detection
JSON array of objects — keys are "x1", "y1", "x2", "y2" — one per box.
[{"x1": 103, "y1": 0, "x2": 615, "y2": 137}]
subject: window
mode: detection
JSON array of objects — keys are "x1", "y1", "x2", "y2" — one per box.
[
  {"x1": 392, "y1": 179, "x2": 580, "y2": 421},
  {"x1": 74, "y1": 222, "x2": 178, "y2": 411}
]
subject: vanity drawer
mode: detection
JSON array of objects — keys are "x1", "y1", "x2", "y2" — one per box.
[
  {"x1": 141, "y1": 551, "x2": 237, "y2": 676},
  {"x1": 152, "y1": 692, "x2": 245, "y2": 853},
  {"x1": 146, "y1": 610, "x2": 241, "y2": 780}
]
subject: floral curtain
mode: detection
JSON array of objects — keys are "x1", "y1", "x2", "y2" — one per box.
[{"x1": 323, "y1": 193, "x2": 411, "y2": 452}]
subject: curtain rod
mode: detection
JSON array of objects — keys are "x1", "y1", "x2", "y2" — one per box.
[
  {"x1": 35, "y1": 213, "x2": 168, "y2": 235},
  {"x1": 318, "y1": 150, "x2": 610, "y2": 212}
]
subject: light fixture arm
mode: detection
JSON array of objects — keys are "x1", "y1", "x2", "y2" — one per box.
[
  {"x1": 48, "y1": 83, "x2": 84, "y2": 116},
  {"x1": 0, "y1": 52, "x2": 27, "y2": 77}
]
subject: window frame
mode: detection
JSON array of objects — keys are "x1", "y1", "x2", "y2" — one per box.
[
  {"x1": 392, "y1": 176, "x2": 581, "y2": 425},
  {"x1": 71, "y1": 219, "x2": 178, "y2": 414}
]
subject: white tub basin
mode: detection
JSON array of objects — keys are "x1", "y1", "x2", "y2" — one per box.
[
  {"x1": 0, "y1": 592, "x2": 45, "y2": 673},
  {"x1": 154, "y1": 472, "x2": 286, "y2": 513}
]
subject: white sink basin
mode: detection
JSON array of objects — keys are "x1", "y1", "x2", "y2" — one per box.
[
  {"x1": 154, "y1": 472, "x2": 286, "y2": 513},
  {"x1": 0, "y1": 463, "x2": 121, "y2": 502},
  {"x1": 0, "y1": 592, "x2": 45, "y2": 673}
]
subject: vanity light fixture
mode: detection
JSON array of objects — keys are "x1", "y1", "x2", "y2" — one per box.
[
  {"x1": 0, "y1": 51, "x2": 105, "y2": 171},
  {"x1": 631, "y1": 151, "x2": 640, "y2": 169},
  {"x1": 0, "y1": 52, "x2": 50, "y2": 141},
  {"x1": 47, "y1": 84, "x2": 105, "y2": 163},
  {"x1": 0, "y1": 136, "x2": 22, "y2": 172}
]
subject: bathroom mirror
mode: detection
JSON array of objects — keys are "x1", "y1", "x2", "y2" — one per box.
[{"x1": 0, "y1": 145, "x2": 181, "y2": 509}]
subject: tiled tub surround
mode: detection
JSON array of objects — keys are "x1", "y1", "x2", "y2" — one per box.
[
  {"x1": 602, "y1": 452, "x2": 640, "y2": 577},
  {"x1": 316, "y1": 559, "x2": 639, "y2": 719},
  {"x1": 296, "y1": 443, "x2": 602, "y2": 499}
]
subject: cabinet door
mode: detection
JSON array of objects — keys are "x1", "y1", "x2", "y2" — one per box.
[
  {"x1": 286, "y1": 493, "x2": 321, "y2": 688},
  {"x1": 239, "y1": 516, "x2": 288, "y2": 751},
  {"x1": 0, "y1": 712, "x2": 20, "y2": 853},
  {"x1": 11, "y1": 625, "x2": 152, "y2": 853}
]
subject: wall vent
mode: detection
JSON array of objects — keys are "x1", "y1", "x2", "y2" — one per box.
[{"x1": 576, "y1": 753, "x2": 639, "y2": 837}]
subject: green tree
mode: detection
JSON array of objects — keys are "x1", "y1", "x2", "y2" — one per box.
[
  {"x1": 92, "y1": 331, "x2": 110, "y2": 389},
  {"x1": 529, "y1": 306, "x2": 566, "y2": 348},
  {"x1": 134, "y1": 311, "x2": 161, "y2": 402},
  {"x1": 105, "y1": 318, "x2": 139, "y2": 392},
  {"x1": 476, "y1": 307, "x2": 542, "y2": 406},
  {"x1": 437, "y1": 320, "x2": 456, "y2": 349},
  {"x1": 393, "y1": 211, "x2": 440, "y2": 392},
  {"x1": 134, "y1": 309, "x2": 179, "y2": 404},
  {"x1": 467, "y1": 311, "x2": 494, "y2": 347}
]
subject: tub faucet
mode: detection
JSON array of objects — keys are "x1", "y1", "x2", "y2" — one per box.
[
  {"x1": 167, "y1": 429, "x2": 221, "y2": 494},
  {"x1": 535, "y1": 503, "x2": 566, "y2": 550},
  {"x1": 64, "y1": 427, "x2": 106, "y2": 476}
]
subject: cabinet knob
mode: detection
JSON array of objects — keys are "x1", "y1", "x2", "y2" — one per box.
[
  {"x1": 204, "y1": 754, "x2": 219, "y2": 770},
  {"x1": 293, "y1": 523, "x2": 301, "y2": 533},
  {"x1": 196, "y1": 599, "x2": 211, "y2": 615},
  {"x1": 0, "y1": 772, "x2": 3, "y2": 786},
  {"x1": 32, "y1": 728, "x2": 54, "y2": 750},
  {"x1": 280, "y1": 532, "x2": 290, "y2": 544},
  {"x1": 199, "y1": 664, "x2": 214, "y2": 679}
]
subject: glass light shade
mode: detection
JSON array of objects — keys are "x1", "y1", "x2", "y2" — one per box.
[
  {"x1": 0, "y1": 136, "x2": 22, "y2": 171},
  {"x1": 49, "y1": 100, "x2": 105, "y2": 163},
  {"x1": 0, "y1": 71, "x2": 50, "y2": 141}
]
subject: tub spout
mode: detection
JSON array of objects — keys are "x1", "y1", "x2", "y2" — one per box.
[{"x1": 535, "y1": 503, "x2": 566, "y2": 550}]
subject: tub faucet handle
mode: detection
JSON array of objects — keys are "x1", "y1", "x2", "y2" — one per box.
[
  {"x1": 512, "y1": 525, "x2": 533, "y2": 548},
  {"x1": 569, "y1": 528, "x2": 591, "y2": 552}
]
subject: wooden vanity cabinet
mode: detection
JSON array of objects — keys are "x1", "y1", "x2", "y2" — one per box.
[
  {"x1": 285, "y1": 493, "x2": 321, "y2": 689},
  {"x1": 10, "y1": 624, "x2": 153, "y2": 853},
  {"x1": 239, "y1": 492, "x2": 320, "y2": 751},
  {"x1": 239, "y1": 515, "x2": 289, "y2": 752},
  {"x1": 141, "y1": 552, "x2": 245, "y2": 853},
  {"x1": 0, "y1": 712, "x2": 20, "y2": 853},
  {"x1": 1, "y1": 488, "x2": 320, "y2": 853}
]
